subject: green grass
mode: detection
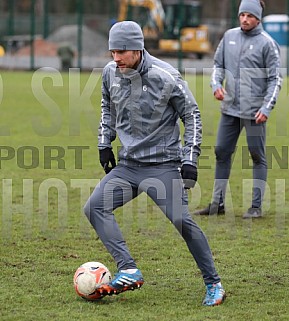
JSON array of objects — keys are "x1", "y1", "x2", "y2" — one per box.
[{"x1": 0, "y1": 71, "x2": 288, "y2": 321}]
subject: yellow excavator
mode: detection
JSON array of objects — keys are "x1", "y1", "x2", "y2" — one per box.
[{"x1": 118, "y1": 0, "x2": 211, "y2": 58}]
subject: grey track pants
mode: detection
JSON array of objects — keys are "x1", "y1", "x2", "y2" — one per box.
[
  {"x1": 213, "y1": 113, "x2": 267, "y2": 208},
  {"x1": 84, "y1": 163, "x2": 220, "y2": 285}
]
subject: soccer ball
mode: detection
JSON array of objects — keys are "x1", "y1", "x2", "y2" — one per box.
[{"x1": 73, "y1": 261, "x2": 112, "y2": 300}]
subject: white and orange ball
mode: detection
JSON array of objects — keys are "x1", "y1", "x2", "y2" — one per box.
[{"x1": 73, "y1": 262, "x2": 112, "y2": 300}]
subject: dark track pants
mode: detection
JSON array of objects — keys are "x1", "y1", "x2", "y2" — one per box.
[
  {"x1": 84, "y1": 163, "x2": 220, "y2": 285},
  {"x1": 213, "y1": 114, "x2": 267, "y2": 208}
]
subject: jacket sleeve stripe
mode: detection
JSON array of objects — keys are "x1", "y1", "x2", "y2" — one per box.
[
  {"x1": 261, "y1": 31, "x2": 282, "y2": 110},
  {"x1": 152, "y1": 64, "x2": 175, "y2": 81}
]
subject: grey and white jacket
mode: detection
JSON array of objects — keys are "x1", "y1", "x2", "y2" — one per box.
[
  {"x1": 98, "y1": 50, "x2": 202, "y2": 167},
  {"x1": 211, "y1": 23, "x2": 282, "y2": 119}
]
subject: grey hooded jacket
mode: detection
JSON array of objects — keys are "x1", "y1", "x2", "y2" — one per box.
[
  {"x1": 211, "y1": 23, "x2": 282, "y2": 119},
  {"x1": 98, "y1": 50, "x2": 202, "y2": 167}
]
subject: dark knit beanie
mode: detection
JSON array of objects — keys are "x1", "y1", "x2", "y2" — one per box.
[
  {"x1": 109, "y1": 21, "x2": 144, "y2": 51},
  {"x1": 238, "y1": 0, "x2": 263, "y2": 20}
]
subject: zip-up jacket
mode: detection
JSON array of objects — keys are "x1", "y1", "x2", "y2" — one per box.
[
  {"x1": 211, "y1": 23, "x2": 282, "y2": 119},
  {"x1": 98, "y1": 50, "x2": 202, "y2": 167}
]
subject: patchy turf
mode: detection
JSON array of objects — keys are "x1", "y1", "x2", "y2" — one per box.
[{"x1": 0, "y1": 71, "x2": 288, "y2": 321}]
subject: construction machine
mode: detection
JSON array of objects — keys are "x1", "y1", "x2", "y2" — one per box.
[
  {"x1": 118, "y1": 0, "x2": 211, "y2": 58},
  {"x1": 118, "y1": 0, "x2": 165, "y2": 49}
]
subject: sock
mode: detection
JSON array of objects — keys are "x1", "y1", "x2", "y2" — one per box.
[{"x1": 120, "y1": 268, "x2": 138, "y2": 274}]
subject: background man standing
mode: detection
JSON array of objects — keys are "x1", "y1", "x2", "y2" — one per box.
[{"x1": 195, "y1": 0, "x2": 282, "y2": 218}]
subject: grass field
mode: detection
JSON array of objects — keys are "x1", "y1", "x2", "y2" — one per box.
[{"x1": 0, "y1": 70, "x2": 288, "y2": 321}]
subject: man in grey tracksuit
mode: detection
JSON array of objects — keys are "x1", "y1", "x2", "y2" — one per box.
[
  {"x1": 195, "y1": 0, "x2": 282, "y2": 218},
  {"x1": 84, "y1": 21, "x2": 226, "y2": 306}
]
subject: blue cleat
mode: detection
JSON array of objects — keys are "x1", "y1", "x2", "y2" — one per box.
[
  {"x1": 97, "y1": 269, "x2": 144, "y2": 296},
  {"x1": 203, "y1": 282, "x2": 226, "y2": 306}
]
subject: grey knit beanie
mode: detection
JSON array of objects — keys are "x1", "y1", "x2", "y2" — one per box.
[
  {"x1": 108, "y1": 21, "x2": 144, "y2": 51},
  {"x1": 238, "y1": 0, "x2": 263, "y2": 20}
]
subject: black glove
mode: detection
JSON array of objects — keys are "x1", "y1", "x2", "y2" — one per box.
[
  {"x1": 181, "y1": 164, "x2": 198, "y2": 189},
  {"x1": 99, "y1": 148, "x2": 116, "y2": 174}
]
